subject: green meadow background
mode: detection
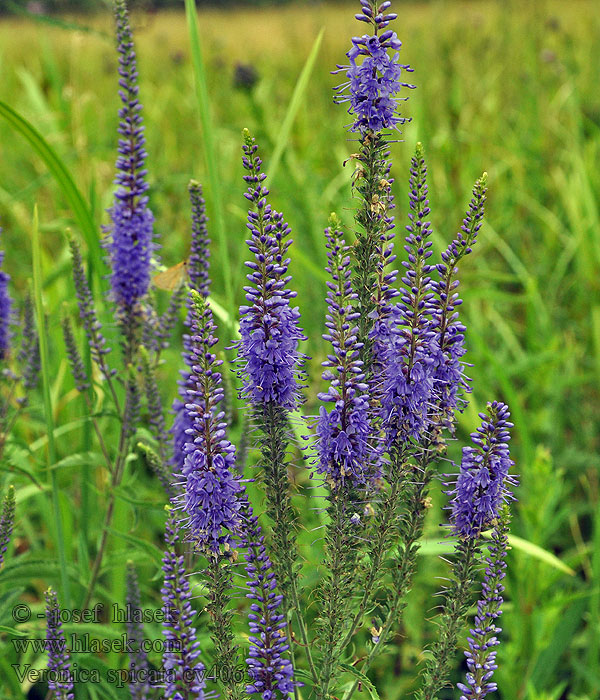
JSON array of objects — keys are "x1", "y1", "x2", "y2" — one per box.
[{"x1": 0, "y1": 0, "x2": 599, "y2": 698}]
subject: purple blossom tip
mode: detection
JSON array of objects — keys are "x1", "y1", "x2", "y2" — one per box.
[
  {"x1": 174, "y1": 290, "x2": 243, "y2": 553},
  {"x1": 458, "y1": 507, "x2": 512, "y2": 699},
  {"x1": 241, "y1": 499, "x2": 295, "y2": 699},
  {"x1": 448, "y1": 401, "x2": 516, "y2": 539},
  {"x1": 45, "y1": 588, "x2": 75, "y2": 700},
  {"x1": 0, "y1": 230, "x2": 12, "y2": 360},
  {"x1": 334, "y1": 1, "x2": 415, "y2": 134},
  {"x1": 188, "y1": 180, "x2": 211, "y2": 297},
  {"x1": 105, "y1": 0, "x2": 157, "y2": 311},
  {"x1": 0, "y1": 485, "x2": 16, "y2": 568},
  {"x1": 161, "y1": 514, "x2": 206, "y2": 699},
  {"x1": 316, "y1": 224, "x2": 373, "y2": 485},
  {"x1": 235, "y1": 134, "x2": 306, "y2": 410}
]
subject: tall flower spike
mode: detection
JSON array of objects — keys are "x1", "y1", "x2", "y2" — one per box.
[
  {"x1": 0, "y1": 485, "x2": 15, "y2": 568},
  {"x1": 316, "y1": 221, "x2": 372, "y2": 486},
  {"x1": 241, "y1": 498, "x2": 295, "y2": 699},
  {"x1": 161, "y1": 512, "x2": 205, "y2": 700},
  {"x1": 61, "y1": 313, "x2": 90, "y2": 393},
  {"x1": 431, "y1": 174, "x2": 487, "y2": 426},
  {"x1": 106, "y1": 0, "x2": 155, "y2": 315},
  {"x1": 333, "y1": 0, "x2": 415, "y2": 134},
  {"x1": 68, "y1": 236, "x2": 114, "y2": 380},
  {"x1": 45, "y1": 588, "x2": 75, "y2": 700},
  {"x1": 458, "y1": 506, "x2": 512, "y2": 700},
  {"x1": 418, "y1": 435, "x2": 514, "y2": 700},
  {"x1": 0, "y1": 230, "x2": 12, "y2": 360},
  {"x1": 449, "y1": 401, "x2": 515, "y2": 540},
  {"x1": 139, "y1": 345, "x2": 169, "y2": 460},
  {"x1": 236, "y1": 130, "x2": 306, "y2": 410},
  {"x1": 175, "y1": 290, "x2": 242, "y2": 553},
  {"x1": 170, "y1": 180, "x2": 212, "y2": 471},
  {"x1": 188, "y1": 180, "x2": 211, "y2": 297},
  {"x1": 125, "y1": 561, "x2": 152, "y2": 700},
  {"x1": 381, "y1": 143, "x2": 438, "y2": 448},
  {"x1": 18, "y1": 293, "x2": 40, "y2": 392},
  {"x1": 368, "y1": 178, "x2": 399, "y2": 402}
]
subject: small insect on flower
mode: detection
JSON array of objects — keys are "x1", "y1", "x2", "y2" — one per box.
[{"x1": 152, "y1": 260, "x2": 189, "y2": 291}]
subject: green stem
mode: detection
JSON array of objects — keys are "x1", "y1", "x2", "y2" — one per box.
[
  {"x1": 80, "y1": 396, "x2": 130, "y2": 610},
  {"x1": 417, "y1": 538, "x2": 479, "y2": 700},
  {"x1": 257, "y1": 402, "x2": 318, "y2": 684},
  {"x1": 343, "y1": 449, "x2": 436, "y2": 700},
  {"x1": 316, "y1": 486, "x2": 364, "y2": 699},
  {"x1": 32, "y1": 206, "x2": 71, "y2": 608},
  {"x1": 336, "y1": 451, "x2": 410, "y2": 656}
]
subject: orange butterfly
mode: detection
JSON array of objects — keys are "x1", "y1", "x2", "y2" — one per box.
[{"x1": 152, "y1": 260, "x2": 189, "y2": 291}]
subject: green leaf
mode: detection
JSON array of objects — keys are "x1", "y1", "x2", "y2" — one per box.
[
  {"x1": 75, "y1": 655, "x2": 131, "y2": 700},
  {"x1": 0, "y1": 625, "x2": 28, "y2": 637},
  {"x1": 50, "y1": 452, "x2": 105, "y2": 472},
  {"x1": 267, "y1": 27, "x2": 325, "y2": 184},
  {"x1": 0, "y1": 557, "x2": 80, "y2": 589},
  {"x1": 0, "y1": 101, "x2": 104, "y2": 280},
  {"x1": 339, "y1": 663, "x2": 381, "y2": 700},
  {"x1": 529, "y1": 597, "x2": 587, "y2": 689},
  {"x1": 504, "y1": 533, "x2": 575, "y2": 576},
  {"x1": 105, "y1": 528, "x2": 164, "y2": 568}
]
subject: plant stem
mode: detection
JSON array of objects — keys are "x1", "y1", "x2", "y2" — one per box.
[
  {"x1": 256, "y1": 402, "x2": 318, "y2": 683},
  {"x1": 336, "y1": 451, "x2": 410, "y2": 655},
  {"x1": 32, "y1": 206, "x2": 72, "y2": 609},
  {"x1": 416, "y1": 537, "x2": 478, "y2": 700},
  {"x1": 343, "y1": 449, "x2": 436, "y2": 700}
]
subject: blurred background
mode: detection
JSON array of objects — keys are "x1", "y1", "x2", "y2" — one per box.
[{"x1": 0, "y1": 0, "x2": 598, "y2": 698}]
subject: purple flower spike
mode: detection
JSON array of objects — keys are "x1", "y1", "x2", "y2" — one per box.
[
  {"x1": 458, "y1": 510, "x2": 511, "y2": 700},
  {"x1": 44, "y1": 588, "x2": 75, "y2": 700},
  {"x1": 316, "y1": 223, "x2": 373, "y2": 486},
  {"x1": 0, "y1": 230, "x2": 12, "y2": 360},
  {"x1": 0, "y1": 486, "x2": 15, "y2": 568},
  {"x1": 431, "y1": 174, "x2": 488, "y2": 425},
  {"x1": 380, "y1": 144, "x2": 438, "y2": 448},
  {"x1": 105, "y1": 0, "x2": 156, "y2": 312},
  {"x1": 188, "y1": 180, "x2": 211, "y2": 298},
  {"x1": 236, "y1": 131, "x2": 306, "y2": 410},
  {"x1": 175, "y1": 290, "x2": 242, "y2": 553},
  {"x1": 161, "y1": 513, "x2": 206, "y2": 700},
  {"x1": 449, "y1": 401, "x2": 516, "y2": 539},
  {"x1": 334, "y1": 1, "x2": 415, "y2": 133},
  {"x1": 171, "y1": 180, "x2": 212, "y2": 473},
  {"x1": 241, "y1": 499, "x2": 295, "y2": 699}
]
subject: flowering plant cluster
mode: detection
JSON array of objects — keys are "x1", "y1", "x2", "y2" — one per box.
[{"x1": 0, "y1": 1, "x2": 519, "y2": 699}]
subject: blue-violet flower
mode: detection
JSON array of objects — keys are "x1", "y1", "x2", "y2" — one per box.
[
  {"x1": 175, "y1": 290, "x2": 242, "y2": 553},
  {"x1": 45, "y1": 588, "x2": 75, "y2": 700},
  {"x1": 334, "y1": 0, "x2": 415, "y2": 133},
  {"x1": 161, "y1": 512, "x2": 206, "y2": 699},
  {"x1": 236, "y1": 132, "x2": 305, "y2": 410},
  {"x1": 0, "y1": 231, "x2": 12, "y2": 360},
  {"x1": 316, "y1": 224, "x2": 372, "y2": 485},
  {"x1": 241, "y1": 498, "x2": 295, "y2": 699},
  {"x1": 105, "y1": 0, "x2": 155, "y2": 312},
  {"x1": 449, "y1": 401, "x2": 515, "y2": 539}
]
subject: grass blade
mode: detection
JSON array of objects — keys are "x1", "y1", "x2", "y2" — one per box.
[
  {"x1": 184, "y1": 0, "x2": 234, "y2": 330},
  {"x1": 0, "y1": 100, "x2": 104, "y2": 284},
  {"x1": 503, "y1": 533, "x2": 574, "y2": 576},
  {"x1": 31, "y1": 205, "x2": 72, "y2": 608},
  {"x1": 266, "y1": 27, "x2": 325, "y2": 185}
]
